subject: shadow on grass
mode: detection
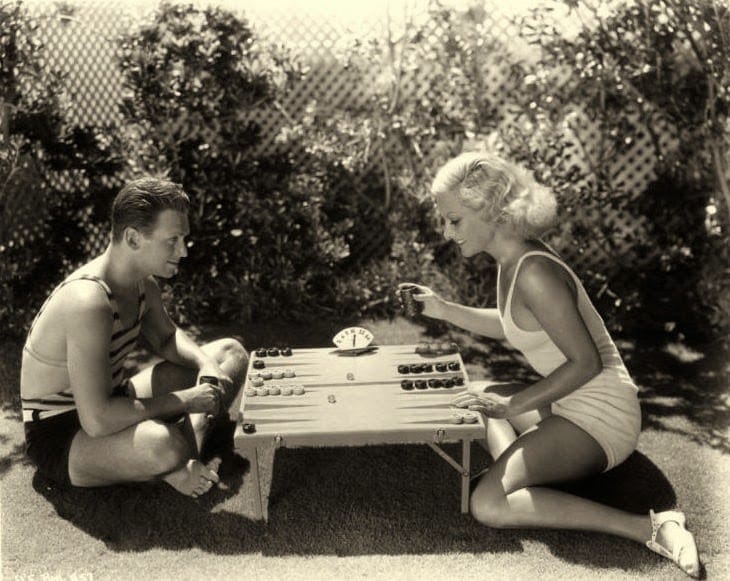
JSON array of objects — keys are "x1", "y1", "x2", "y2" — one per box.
[
  {"x1": 621, "y1": 337, "x2": 730, "y2": 455},
  {"x1": 30, "y1": 440, "x2": 674, "y2": 574}
]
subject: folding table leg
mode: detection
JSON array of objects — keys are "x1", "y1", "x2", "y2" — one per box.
[
  {"x1": 247, "y1": 445, "x2": 264, "y2": 521},
  {"x1": 461, "y1": 439, "x2": 471, "y2": 514}
]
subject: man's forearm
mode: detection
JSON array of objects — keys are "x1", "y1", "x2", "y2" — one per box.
[
  {"x1": 83, "y1": 391, "x2": 190, "y2": 437},
  {"x1": 158, "y1": 328, "x2": 212, "y2": 369}
]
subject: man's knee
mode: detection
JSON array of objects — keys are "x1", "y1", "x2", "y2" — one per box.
[
  {"x1": 211, "y1": 337, "x2": 248, "y2": 368},
  {"x1": 137, "y1": 421, "x2": 190, "y2": 474}
]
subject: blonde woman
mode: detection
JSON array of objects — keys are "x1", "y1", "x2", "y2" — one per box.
[{"x1": 400, "y1": 151, "x2": 700, "y2": 577}]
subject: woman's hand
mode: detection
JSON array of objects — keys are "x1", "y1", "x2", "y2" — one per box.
[
  {"x1": 396, "y1": 282, "x2": 447, "y2": 320},
  {"x1": 451, "y1": 383, "x2": 526, "y2": 419}
]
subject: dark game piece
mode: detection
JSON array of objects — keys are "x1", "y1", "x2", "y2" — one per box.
[
  {"x1": 242, "y1": 423, "x2": 256, "y2": 434},
  {"x1": 422, "y1": 363, "x2": 433, "y2": 373},
  {"x1": 398, "y1": 364, "x2": 410, "y2": 374},
  {"x1": 401, "y1": 379, "x2": 414, "y2": 390},
  {"x1": 453, "y1": 376, "x2": 465, "y2": 386},
  {"x1": 253, "y1": 360, "x2": 266, "y2": 370},
  {"x1": 399, "y1": 285, "x2": 424, "y2": 317},
  {"x1": 267, "y1": 347, "x2": 280, "y2": 357},
  {"x1": 255, "y1": 348, "x2": 267, "y2": 357},
  {"x1": 435, "y1": 362, "x2": 448, "y2": 372},
  {"x1": 442, "y1": 378, "x2": 455, "y2": 388},
  {"x1": 415, "y1": 379, "x2": 427, "y2": 389},
  {"x1": 447, "y1": 361, "x2": 460, "y2": 371},
  {"x1": 428, "y1": 378, "x2": 443, "y2": 388},
  {"x1": 410, "y1": 363, "x2": 422, "y2": 374},
  {"x1": 281, "y1": 346, "x2": 292, "y2": 356}
]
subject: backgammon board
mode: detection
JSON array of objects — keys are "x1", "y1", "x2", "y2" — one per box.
[{"x1": 234, "y1": 343, "x2": 486, "y2": 521}]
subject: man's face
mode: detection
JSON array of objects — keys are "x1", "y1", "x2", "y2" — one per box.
[{"x1": 137, "y1": 209, "x2": 190, "y2": 278}]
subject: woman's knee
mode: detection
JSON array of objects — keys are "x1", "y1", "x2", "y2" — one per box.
[
  {"x1": 136, "y1": 421, "x2": 189, "y2": 474},
  {"x1": 469, "y1": 480, "x2": 513, "y2": 528}
]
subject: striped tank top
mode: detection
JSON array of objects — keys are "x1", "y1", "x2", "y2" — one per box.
[{"x1": 21, "y1": 274, "x2": 147, "y2": 422}]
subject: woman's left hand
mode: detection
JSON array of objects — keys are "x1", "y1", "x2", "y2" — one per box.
[{"x1": 451, "y1": 389, "x2": 517, "y2": 419}]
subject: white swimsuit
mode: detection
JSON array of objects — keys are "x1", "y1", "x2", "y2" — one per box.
[{"x1": 497, "y1": 250, "x2": 641, "y2": 470}]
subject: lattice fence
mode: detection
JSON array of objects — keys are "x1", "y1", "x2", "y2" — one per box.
[{"x1": 15, "y1": 0, "x2": 679, "y2": 274}]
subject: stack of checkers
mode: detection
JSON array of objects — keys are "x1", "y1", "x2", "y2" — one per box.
[
  {"x1": 449, "y1": 412, "x2": 479, "y2": 424},
  {"x1": 246, "y1": 346, "x2": 302, "y2": 396},
  {"x1": 245, "y1": 384, "x2": 305, "y2": 397},
  {"x1": 415, "y1": 341, "x2": 459, "y2": 355},
  {"x1": 254, "y1": 346, "x2": 293, "y2": 358}
]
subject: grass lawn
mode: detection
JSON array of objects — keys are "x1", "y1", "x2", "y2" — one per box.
[{"x1": 1, "y1": 315, "x2": 728, "y2": 580}]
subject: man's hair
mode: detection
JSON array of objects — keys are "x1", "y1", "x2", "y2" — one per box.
[{"x1": 111, "y1": 177, "x2": 190, "y2": 243}]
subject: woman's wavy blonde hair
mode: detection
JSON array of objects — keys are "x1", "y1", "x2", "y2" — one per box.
[{"x1": 431, "y1": 151, "x2": 557, "y2": 238}]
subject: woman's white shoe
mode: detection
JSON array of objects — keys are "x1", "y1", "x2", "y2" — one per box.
[{"x1": 646, "y1": 509, "x2": 700, "y2": 578}]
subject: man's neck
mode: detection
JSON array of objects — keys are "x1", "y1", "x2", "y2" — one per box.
[{"x1": 100, "y1": 244, "x2": 146, "y2": 293}]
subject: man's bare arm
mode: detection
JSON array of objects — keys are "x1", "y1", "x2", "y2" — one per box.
[{"x1": 65, "y1": 283, "x2": 215, "y2": 437}]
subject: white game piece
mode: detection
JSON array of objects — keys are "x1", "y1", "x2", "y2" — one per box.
[
  {"x1": 293, "y1": 385, "x2": 305, "y2": 395},
  {"x1": 255, "y1": 387, "x2": 269, "y2": 396},
  {"x1": 251, "y1": 377, "x2": 264, "y2": 387},
  {"x1": 272, "y1": 369, "x2": 284, "y2": 380},
  {"x1": 244, "y1": 387, "x2": 256, "y2": 397},
  {"x1": 449, "y1": 413, "x2": 464, "y2": 424},
  {"x1": 284, "y1": 368, "x2": 296, "y2": 378},
  {"x1": 281, "y1": 386, "x2": 293, "y2": 396},
  {"x1": 462, "y1": 412, "x2": 478, "y2": 424}
]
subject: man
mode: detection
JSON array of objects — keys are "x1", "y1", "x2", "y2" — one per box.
[{"x1": 21, "y1": 177, "x2": 248, "y2": 497}]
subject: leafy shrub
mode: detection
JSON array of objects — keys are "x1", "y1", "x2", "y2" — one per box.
[
  {"x1": 117, "y1": 2, "x2": 355, "y2": 324},
  {"x1": 279, "y1": 3, "x2": 516, "y2": 320},
  {"x1": 514, "y1": 0, "x2": 729, "y2": 340},
  {"x1": 0, "y1": 0, "x2": 123, "y2": 339}
]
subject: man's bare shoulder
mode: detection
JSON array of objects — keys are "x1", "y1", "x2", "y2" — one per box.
[{"x1": 54, "y1": 279, "x2": 113, "y2": 320}]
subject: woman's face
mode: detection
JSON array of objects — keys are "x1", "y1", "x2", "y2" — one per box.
[{"x1": 435, "y1": 189, "x2": 497, "y2": 257}]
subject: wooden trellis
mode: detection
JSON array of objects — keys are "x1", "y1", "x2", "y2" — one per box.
[{"x1": 13, "y1": 0, "x2": 681, "y2": 273}]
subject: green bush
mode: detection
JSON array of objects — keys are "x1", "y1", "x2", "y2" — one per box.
[
  {"x1": 514, "y1": 0, "x2": 729, "y2": 340},
  {"x1": 116, "y1": 2, "x2": 355, "y2": 324},
  {"x1": 279, "y1": 3, "x2": 515, "y2": 320},
  {"x1": 0, "y1": 0, "x2": 124, "y2": 339}
]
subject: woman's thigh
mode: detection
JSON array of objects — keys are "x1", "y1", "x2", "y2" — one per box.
[
  {"x1": 470, "y1": 380, "x2": 551, "y2": 435},
  {"x1": 477, "y1": 415, "x2": 608, "y2": 496}
]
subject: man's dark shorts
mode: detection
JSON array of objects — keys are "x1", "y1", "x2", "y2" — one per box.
[{"x1": 24, "y1": 410, "x2": 81, "y2": 487}]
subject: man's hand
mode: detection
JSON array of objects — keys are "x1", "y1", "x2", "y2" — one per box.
[
  {"x1": 181, "y1": 382, "x2": 225, "y2": 415},
  {"x1": 196, "y1": 361, "x2": 232, "y2": 392}
]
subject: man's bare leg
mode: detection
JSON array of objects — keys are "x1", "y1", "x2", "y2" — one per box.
[
  {"x1": 68, "y1": 420, "x2": 220, "y2": 497},
  {"x1": 127, "y1": 337, "x2": 248, "y2": 458}
]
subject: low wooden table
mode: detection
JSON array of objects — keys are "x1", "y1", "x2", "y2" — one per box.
[{"x1": 234, "y1": 344, "x2": 485, "y2": 521}]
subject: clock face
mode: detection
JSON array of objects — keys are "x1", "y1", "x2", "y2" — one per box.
[{"x1": 332, "y1": 327, "x2": 374, "y2": 350}]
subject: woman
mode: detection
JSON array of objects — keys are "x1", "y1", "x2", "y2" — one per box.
[{"x1": 400, "y1": 151, "x2": 700, "y2": 577}]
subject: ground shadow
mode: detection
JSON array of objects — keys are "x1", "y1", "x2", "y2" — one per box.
[
  {"x1": 29, "y1": 441, "x2": 675, "y2": 576},
  {"x1": 621, "y1": 337, "x2": 730, "y2": 454}
]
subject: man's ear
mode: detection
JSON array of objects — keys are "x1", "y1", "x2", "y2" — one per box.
[{"x1": 124, "y1": 227, "x2": 141, "y2": 250}]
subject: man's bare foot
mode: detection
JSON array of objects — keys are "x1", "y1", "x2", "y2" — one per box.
[{"x1": 163, "y1": 458, "x2": 220, "y2": 498}]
